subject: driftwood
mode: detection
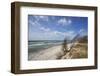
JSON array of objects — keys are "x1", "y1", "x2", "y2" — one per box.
[
  {"x1": 62, "y1": 38, "x2": 69, "y2": 54},
  {"x1": 68, "y1": 34, "x2": 80, "y2": 52},
  {"x1": 57, "y1": 34, "x2": 80, "y2": 59}
]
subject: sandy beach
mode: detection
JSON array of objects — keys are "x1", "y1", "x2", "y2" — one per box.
[
  {"x1": 28, "y1": 43, "x2": 87, "y2": 60},
  {"x1": 28, "y1": 45, "x2": 64, "y2": 60}
]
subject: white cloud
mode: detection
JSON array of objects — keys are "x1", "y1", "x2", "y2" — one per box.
[
  {"x1": 40, "y1": 27, "x2": 50, "y2": 32},
  {"x1": 62, "y1": 31, "x2": 75, "y2": 39},
  {"x1": 79, "y1": 29, "x2": 87, "y2": 36},
  {"x1": 28, "y1": 16, "x2": 76, "y2": 40},
  {"x1": 58, "y1": 18, "x2": 72, "y2": 26},
  {"x1": 67, "y1": 31, "x2": 75, "y2": 35},
  {"x1": 53, "y1": 31, "x2": 62, "y2": 35},
  {"x1": 34, "y1": 16, "x2": 49, "y2": 21},
  {"x1": 29, "y1": 18, "x2": 75, "y2": 40},
  {"x1": 29, "y1": 19, "x2": 75, "y2": 40},
  {"x1": 79, "y1": 29, "x2": 84, "y2": 33},
  {"x1": 30, "y1": 26, "x2": 75, "y2": 40},
  {"x1": 29, "y1": 20, "x2": 40, "y2": 27},
  {"x1": 39, "y1": 27, "x2": 75, "y2": 40}
]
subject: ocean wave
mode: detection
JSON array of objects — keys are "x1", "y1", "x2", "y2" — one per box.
[{"x1": 28, "y1": 42, "x2": 62, "y2": 47}]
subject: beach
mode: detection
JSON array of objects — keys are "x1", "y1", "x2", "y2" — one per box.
[
  {"x1": 28, "y1": 45, "x2": 64, "y2": 60},
  {"x1": 28, "y1": 42, "x2": 87, "y2": 60}
]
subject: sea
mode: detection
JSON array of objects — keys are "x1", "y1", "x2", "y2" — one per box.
[{"x1": 28, "y1": 40, "x2": 63, "y2": 53}]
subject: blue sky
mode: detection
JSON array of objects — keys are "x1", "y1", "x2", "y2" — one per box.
[{"x1": 28, "y1": 15, "x2": 88, "y2": 40}]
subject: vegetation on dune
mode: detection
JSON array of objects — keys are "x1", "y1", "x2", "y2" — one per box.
[{"x1": 57, "y1": 34, "x2": 88, "y2": 59}]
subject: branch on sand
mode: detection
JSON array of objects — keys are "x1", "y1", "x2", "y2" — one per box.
[{"x1": 57, "y1": 34, "x2": 80, "y2": 59}]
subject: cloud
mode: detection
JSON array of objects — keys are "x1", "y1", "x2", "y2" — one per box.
[
  {"x1": 28, "y1": 18, "x2": 72, "y2": 40},
  {"x1": 57, "y1": 18, "x2": 72, "y2": 26},
  {"x1": 79, "y1": 29, "x2": 84, "y2": 33},
  {"x1": 29, "y1": 17, "x2": 75, "y2": 40},
  {"x1": 28, "y1": 20, "x2": 40, "y2": 27},
  {"x1": 53, "y1": 31, "x2": 62, "y2": 35},
  {"x1": 40, "y1": 27, "x2": 50, "y2": 32},
  {"x1": 34, "y1": 16, "x2": 49, "y2": 21},
  {"x1": 28, "y1": 15, "x2": 84, "y2": 40},
  {"x1": 79, "y1": 29, "x2": 87, "y2": 36},
  {"x1": 29, "y1": 23, "x2": 75, "y2": 40},
  {"x1": 39, "y1": 26, "x2": 75, "y2": 40},
  {"x1": 62, "y1": 31, "x2": 75, "y2": 39},
  {"x1": 39, "y1": 27, "x2": 64, "y2": 36}
]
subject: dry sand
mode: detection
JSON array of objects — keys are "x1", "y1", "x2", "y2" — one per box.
[
  {"x1": 28, "y1": 45, "x2": 64, "y2": 60},
  {"x1": 28, "y1": 43, "x2": 87, "y2": 60}
]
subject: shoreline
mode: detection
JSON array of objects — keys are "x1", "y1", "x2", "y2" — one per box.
[
  {"x1": 28, "y1": 45, "x2": 64, "y2": 60},
  {"x1": 28, "y1": 43, "x2": 88, "y2": 60}
]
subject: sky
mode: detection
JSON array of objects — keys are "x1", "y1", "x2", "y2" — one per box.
[{"x1": 28, "y1": 15, "x2": 88, "y2": 40}]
